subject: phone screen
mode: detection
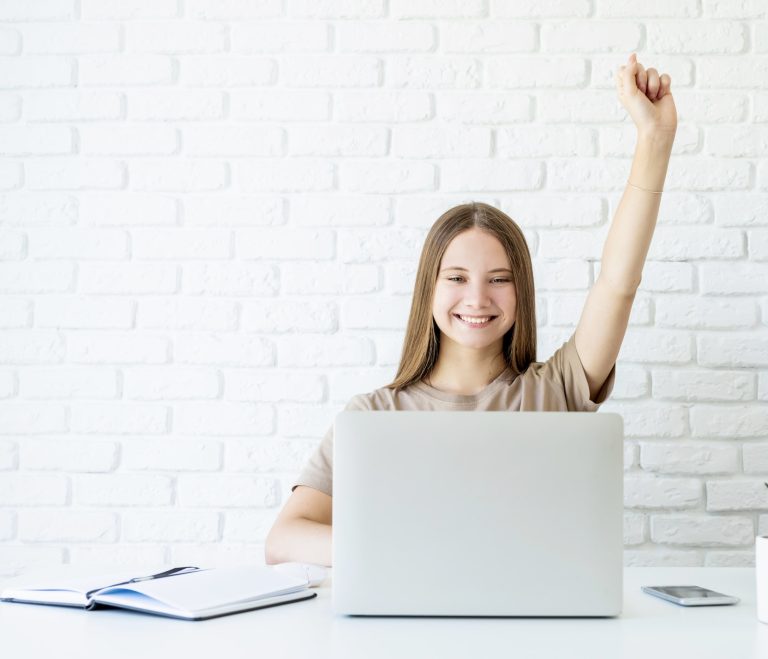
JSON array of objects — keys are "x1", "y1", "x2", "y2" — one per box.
[{"x1": 653, "y1": 586, "x2": 726, "y2": 599}]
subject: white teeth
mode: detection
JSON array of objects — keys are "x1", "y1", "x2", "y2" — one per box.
[{"x1": 458, "y1": 315, "x2": 492, "y2": 324}]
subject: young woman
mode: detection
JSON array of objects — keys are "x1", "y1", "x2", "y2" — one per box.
[{"x1": 265, "y1": 53, "x2": 677, "y2": 567}]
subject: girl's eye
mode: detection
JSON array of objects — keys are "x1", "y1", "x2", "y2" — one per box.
[{"x1": 447, "y1": 277, "x2": 510, "y2": 283}]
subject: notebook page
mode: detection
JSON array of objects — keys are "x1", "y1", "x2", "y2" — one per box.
[
  {"x1": 91, "y1": 587, "x2": 315, "y2": 619},
  {"x1": 95, "y1": 566, "x2": 309, "y2": 612},
  {"x1": 0, "y1": 568, "x2": 165, "y2": 606}
]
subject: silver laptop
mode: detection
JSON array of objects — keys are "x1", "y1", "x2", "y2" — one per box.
[{"x1": 332, "y1": 411, "x2": 624, "y2": 617}]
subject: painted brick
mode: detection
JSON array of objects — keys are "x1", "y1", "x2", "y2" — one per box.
[
  {"x1": 69, "y1": 544, "x2": 165, "y2": 568},
  {"x1": 182, "y1": 262, "x2": 278, "y2": 295},
  {"x1": 236, "y1": 160, "x2": 334, "y2": 193},
  {"x1": 21, "y1": 438, "x2": 118, "y2": 471},
  {"x1": 136, "y1": 298, "x2": 237, "y2": 331},
  {"x1": 23, "y1": 23, "x2": 120, "y2": 54},
  {"x1": 131, "y1": 228, "x2": 231, "y2": 259},
  {"x1": 640, "y1": 442, "x2": 739, "y2": 475},
  {"x1": 624, "y1": 476, "x2": 702, "y2": 509},
  {"x1": 79, "y1": 263, "x2": 178, "y2": 294},
  {"x1": 129, "y1": 160, "x2": 228, "y2": 192},
  {"x1": 80, "y1": 125, "x2": 178, "y2": 156},
  {"x1": 122, "y1": 511, "x2": 220, "y2": 542},
  {"x1": 743, "y1": 443, "x2": 768, "y2": 473},
  {"x1": 652, "y1": 369, "x2": 755, "y2": 402},
  {"x1": 690, "y1": 405, "x2": 767, "y2": 438},
  {"x1": 706, "y1": 480, "x2": 768, "y2": 511},
  {"x1": 0, "y1": 403, "x2": 67, "y2": 434},
  {"x1": 0, "y1": 511, "x2": 14, "y2": 540},
  {"x1": 278, "y1": 335, "x2": 375, "y2": 368},
  {"x1": 282, "y1": 262, "x2": 377, "y2": 295},
  {"x1": 127, "y1": 89, "x2": 223, "y2": 121},
  {"x1": 179, "y1": 56, "x2": 273, "y2": 86},
  {"x1": 0, "y1": 330, "x2": 63, "y2": 364},
  {"x1": 335, "y1": 90, "x2": 430, "y2": 122},
  {"x1": 81, "y1": 0, "x2": 177, "y2": 19},
  {"x1": 74, "y1": 474, "x2": 173, "y2": 506},
  {"x1": 389, "y1": 55, "x2": 482, "y2": 88},
  {"x1": 651, "y1": 515, "x2": 753, "y2": 546},
  {"x1": 222, "y1": 511, "x2": 271, "y2": 542},
  {"x1": 624, "y1": 512, "x2": 646, "y2": 545},
  {"x1": 35, "y1": 297, "x2": 134, "y2": 329},
  {"x1": 25, "y1": 160, "x2": 125, "y2": 190},
  {"x1": 184, "y1": 126, "x2": 282, "y2": 156},
  {"x1": 19, "y1": 510, "x2": 117, "y2": 542},
  {"x1": 174, "y1": 333, "x2": 273, "y2": 367},
  {"x1": 67, "y1": 332, "x2": 169, "y2": 364},
  {"x1": 288, "y1": 125, "x2": 387, "y2": 157},
  {"x1": 69, "y1": 402, "x2": 169, "y2": 435},
  {"x1": 241, "y1": 299, "x2": 336, "y2": 333},
  {"x1": 0, "y1": 126, "x2": 73, "y2": 155},
  {"x1": 226, "y1": 438, "x2": 310, "y2": 472},
  {"x1": 223, "y1": 371, "x2": 324, "y2": 404},
  {"x1": 24, "y1": 90, "x2": 123, "y2": 121},
  {"x1": 183, "y1": 196, "x2": 283, "y2": 227},
  {"x1": 0, "y1": 474, "x2": 68, "y2": 505},
  {"x1": 186, "y1": 0, "x2": 282, "y2": 19},
  {"x1": 0, "y1": 193, "x2": 77, "y2": 225},
  {"x1": 121, "y1": 438, "x2": 222, "y2": 471},
  {"x1": 173, "y1": 401, "x2": 272, "y2": 436},
  {"x1": 232, "y1": 21, "x2": 329, "y2": 53},
  {"x1": 126, "y1": 22, "x2": 227, "y2": 54},
  {"x1": 0, "y1": 56, "x2": 72, "y2": 87},
  {"x1": 0, "y1": 262, "x2": 74, "y2": 293},
  {"x1": 236, "y1": 227, "x2": 334, "y2": 259},
  {"x1": 20, "y1": 367, "x2": 118, "y2": 399},
  {"x1": 231, "y1": 90, "x2": 329, "y2": 121},
  {"x1": 177, "y1": 475, "x2": 278, "y2": 507},
  {"x1": 79, "y1": 55, "x2": 174, "y2": 85}
]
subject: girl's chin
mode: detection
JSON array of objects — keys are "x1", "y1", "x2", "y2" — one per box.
[{"x1": 441, "y1": 332, "x2": 503, "y2": 348}]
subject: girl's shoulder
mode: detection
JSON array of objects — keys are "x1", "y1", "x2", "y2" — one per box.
[
  {"x1": 345, "y1": 380, "x2": 429, "y2": 411},
  {"x1": 345, "y1": 387, "x2": 395, "y2": 411}
]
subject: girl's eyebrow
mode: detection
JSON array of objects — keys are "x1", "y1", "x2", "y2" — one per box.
[{"x1": 440, "y1": 267, "x2": 513, "y2": 273}]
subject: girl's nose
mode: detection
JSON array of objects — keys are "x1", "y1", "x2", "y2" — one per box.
[{"x1": 463, "y1": 283, "x2": 493, "y2": 304}]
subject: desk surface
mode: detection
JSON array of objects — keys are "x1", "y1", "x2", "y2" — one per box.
[{"x1": 1, "y1": 567, "x2": 766, "y2": 659}]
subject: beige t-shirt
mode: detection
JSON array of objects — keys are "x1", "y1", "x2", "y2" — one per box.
[{"x1": 291, "y1": 331, "x2": 616, "y2": 497}]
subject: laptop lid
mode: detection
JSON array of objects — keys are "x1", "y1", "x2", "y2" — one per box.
[{"x1": 332, "y1": 411, "x2": 624, "y2": 617}]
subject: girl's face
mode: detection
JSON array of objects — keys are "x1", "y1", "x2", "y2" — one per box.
[{"x1": 432, "y1": 228, "x2": 517, "y2": 349}]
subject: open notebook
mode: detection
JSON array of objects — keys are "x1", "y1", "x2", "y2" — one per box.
[{"x1": 0, "y1": 564, "x2": 324, "y2": 621}]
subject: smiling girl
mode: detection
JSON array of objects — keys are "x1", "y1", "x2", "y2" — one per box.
[{"x1": 265, "y1": 53, "x2": 677, "y2": 567}]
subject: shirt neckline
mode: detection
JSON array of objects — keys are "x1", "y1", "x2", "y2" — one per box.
[{"x1": 411, "y1": 366, "x2": 515, "y2": 404}]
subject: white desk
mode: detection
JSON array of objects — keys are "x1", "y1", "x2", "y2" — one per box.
[{"x1": 1, "y1": 567, "x2": 766, "y2": 659}]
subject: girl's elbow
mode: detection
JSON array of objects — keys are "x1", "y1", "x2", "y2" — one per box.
[{"x1": 264, "y1": 527, "x2": 283, "y2": 565}]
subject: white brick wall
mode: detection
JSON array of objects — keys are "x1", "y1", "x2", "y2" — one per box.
[{"x1": 0, "y1": 3, "x2": 766, "y2": 576}]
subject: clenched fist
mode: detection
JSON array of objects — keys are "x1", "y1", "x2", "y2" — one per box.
[{"x1": 616, "y1": 53, "x2": 678, "y2": 139}]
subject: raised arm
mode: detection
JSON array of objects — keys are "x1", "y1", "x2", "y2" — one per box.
[{"x1": 575, "y1": 53, "x2": 678, "y2": 401}]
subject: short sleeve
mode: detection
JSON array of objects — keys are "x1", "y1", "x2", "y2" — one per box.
[
  {"x1": 548, "y1": 332, "x2": 616, "y2": 412},
  {"x1": 290, "y1": 393, "x2": 371, "y2": 497}
]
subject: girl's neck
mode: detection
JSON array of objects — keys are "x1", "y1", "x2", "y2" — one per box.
[{"x1": 424, "y1": 348, "x2": 507, "y2": 396}]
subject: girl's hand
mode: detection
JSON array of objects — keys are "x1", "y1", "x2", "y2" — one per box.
[{"x1": 616, "y1": 53, "x2": 678, "y2": 139}]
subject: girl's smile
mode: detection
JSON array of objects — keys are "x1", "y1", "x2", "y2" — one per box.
[{"x1": 453, "y1": 314, "x2": 498, "y2": 328}]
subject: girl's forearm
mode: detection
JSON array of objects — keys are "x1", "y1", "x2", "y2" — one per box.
[
  {"x1": 599, "y1": 131, "x2": 674, "y2": 294},
  {"x1": 265, "y1": 518, "x2": 332, "y2": 567},
  {"x1": 629, "y1": 130, "x2": 675, "y2": 190}
]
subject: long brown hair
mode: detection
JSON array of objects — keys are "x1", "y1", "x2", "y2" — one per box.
[{"x1": 384, "y1": 201, "x2": 537, "y2": 394}]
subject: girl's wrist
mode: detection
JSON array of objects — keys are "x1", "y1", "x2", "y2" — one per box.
[{"x1": 637, "y1": 127, "x2": 676, "y2": 151}]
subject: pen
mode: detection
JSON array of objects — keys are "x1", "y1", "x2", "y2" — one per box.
[
  {"x1": 85, "y1": 566, "x2": 201, "y2": 599},
  {"x1": 129, "y1": 566, "x2": 200, "y2": 583}
]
